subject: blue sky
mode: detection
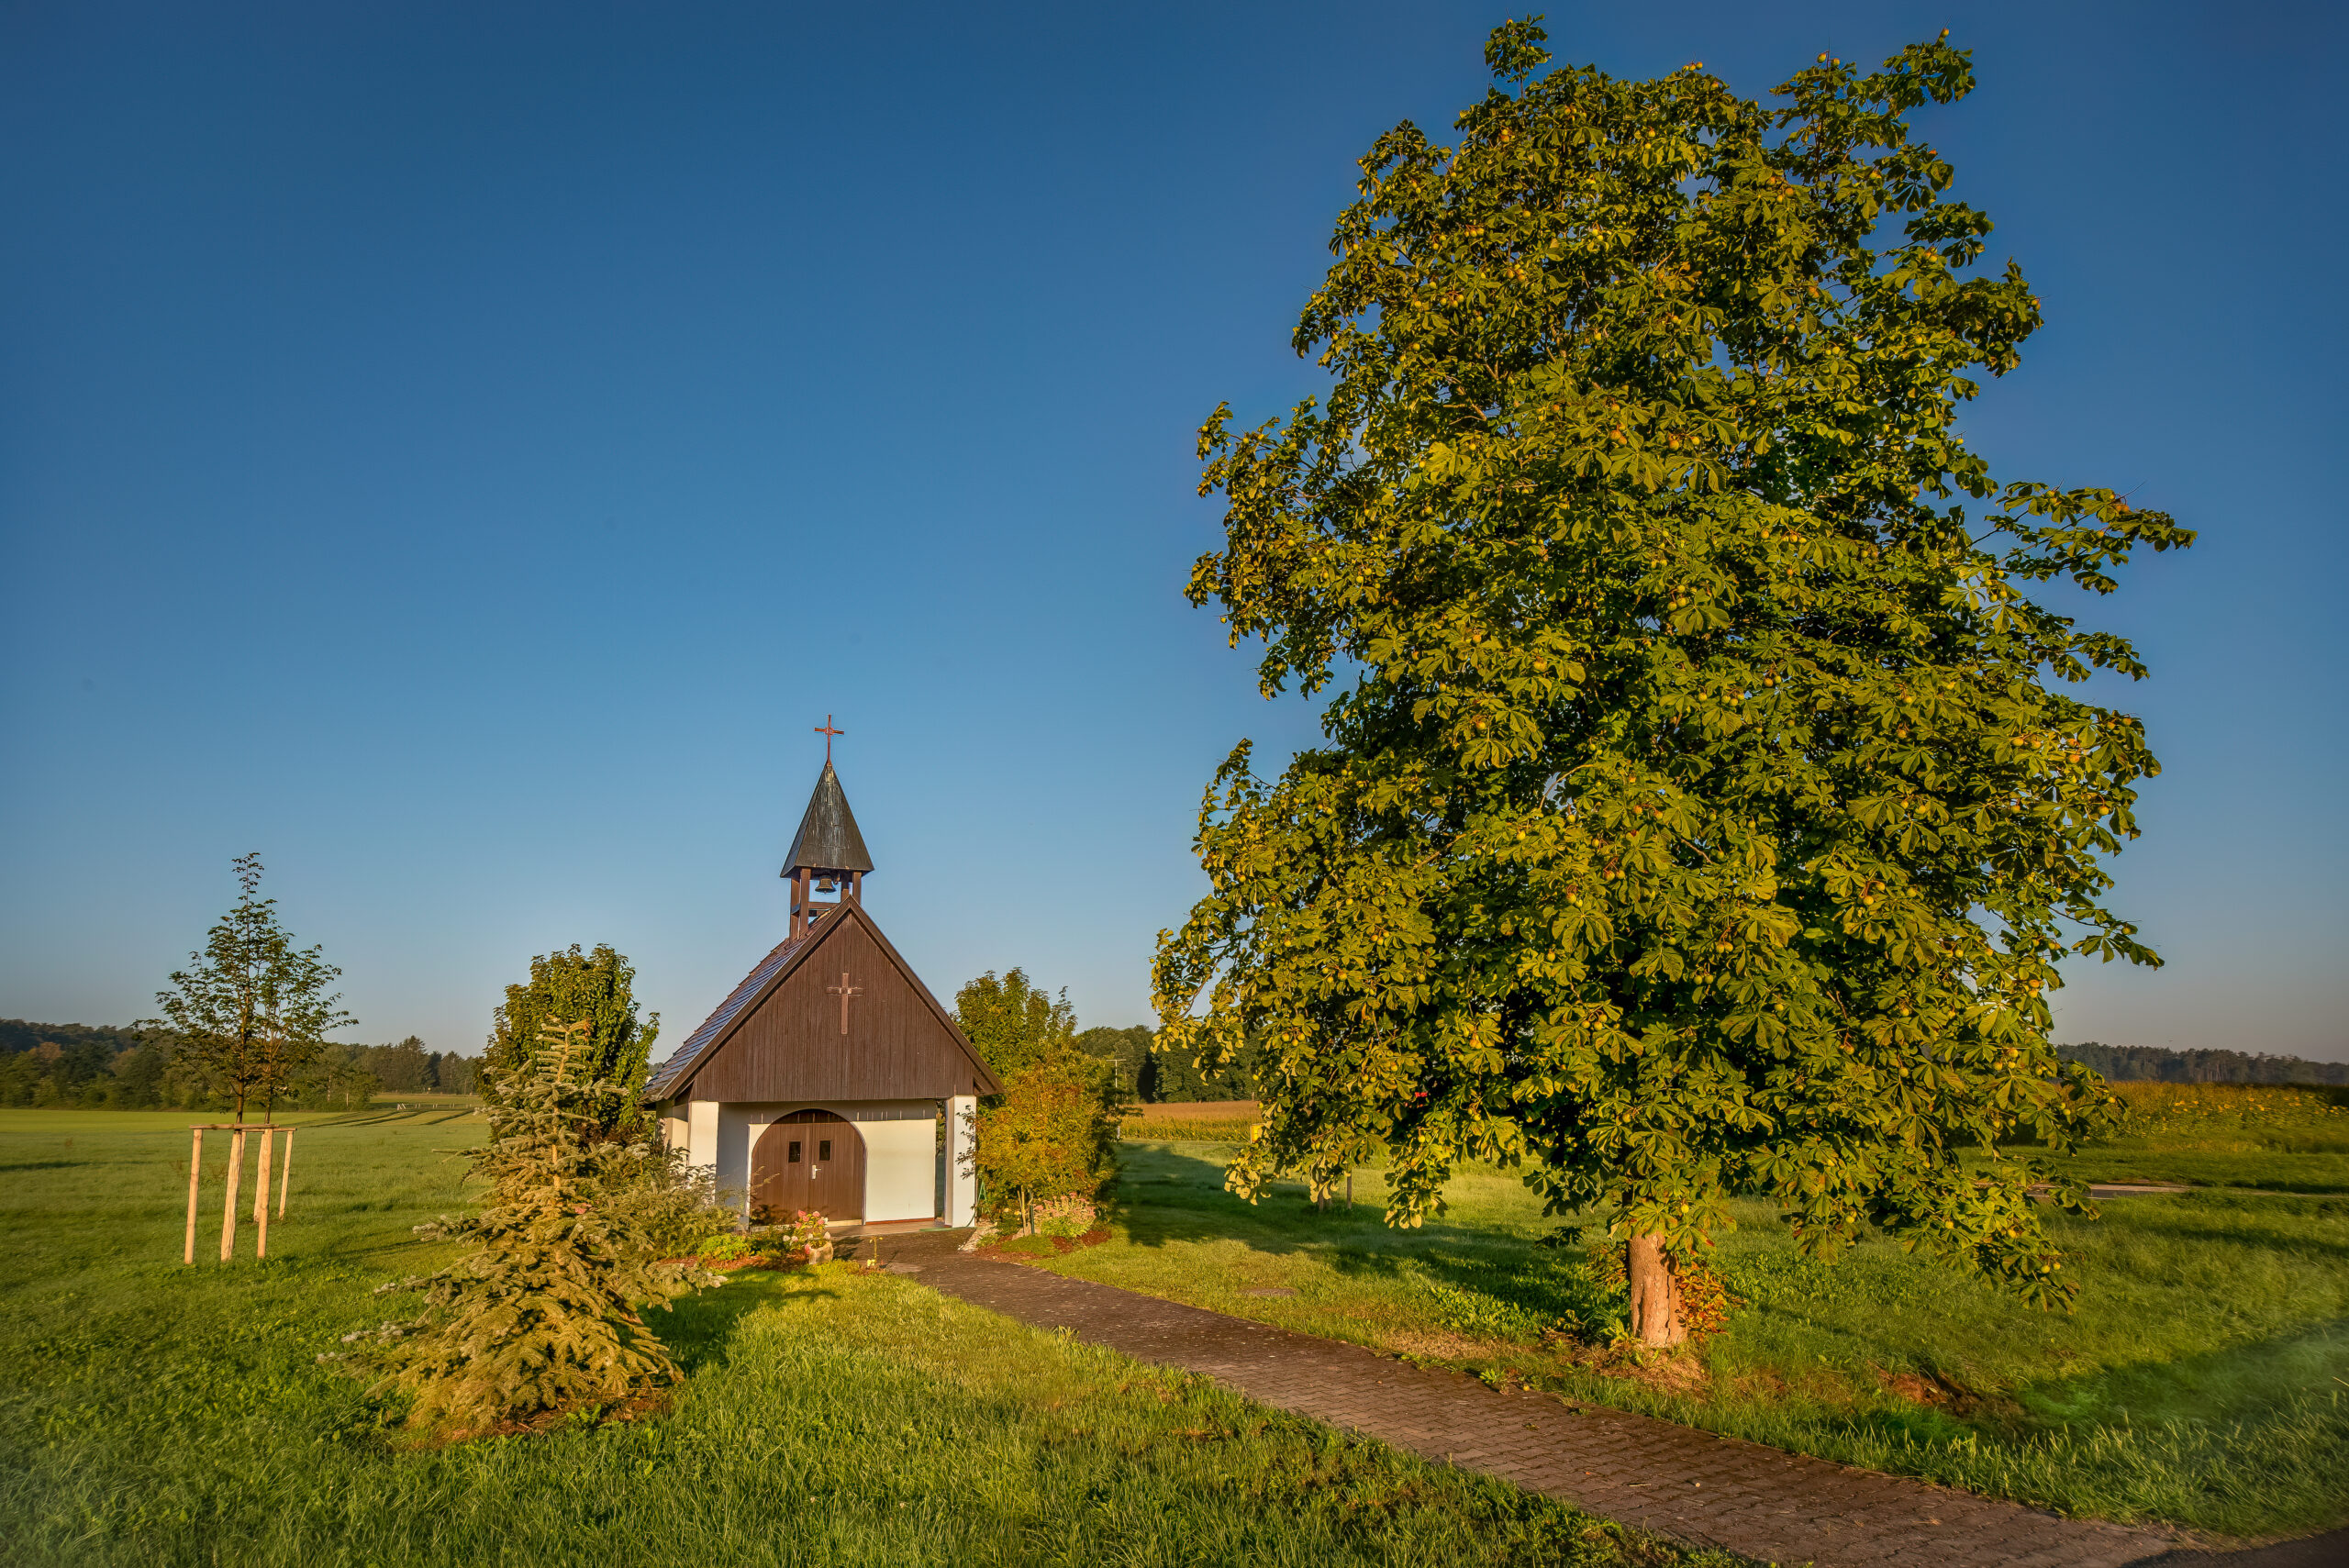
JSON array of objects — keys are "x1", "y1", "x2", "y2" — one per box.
[{"x1": 3, "y1": 1, "x2": 2340, "y2": 1062}]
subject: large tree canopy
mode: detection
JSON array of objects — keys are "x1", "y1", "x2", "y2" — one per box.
[
  {"x1": 485, "y1": 943, "x2": 658, "y2": 1134},
  {"x1": 1152, "y1": 22, "x2": 2190, "y2": 1340},
  {"x1": 954, "y1": 968, "x2": 1077, "y2": 1079}
]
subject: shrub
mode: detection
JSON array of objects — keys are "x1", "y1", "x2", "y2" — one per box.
[
  {"x1": 974, "y1": 1045, "x2": 1127, "y2": 1232},
  {"x1": 694, "y1": 1234, "x2": 759, "y2": 1264},
  {"x1": 1031, "y1": 1195, "x2": 1098, "y2": 1239}
]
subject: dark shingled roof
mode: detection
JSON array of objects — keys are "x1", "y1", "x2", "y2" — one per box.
[
  {"x1": 782, "y1": 761, "x2": 874, "y2": 876},
  {"x1": 640, "y1": 901, "x2": 1001, "y2": 1103},
  {"x1": 642, "y1": 912, "x2": 830, "y2": 1098}
]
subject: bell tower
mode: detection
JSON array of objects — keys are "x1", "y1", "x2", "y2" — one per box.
[{"x1": 782, "y1": 717, "x2": 874, "y2": 936}]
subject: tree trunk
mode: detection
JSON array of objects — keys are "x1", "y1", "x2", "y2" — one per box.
[{"x1": 1625, "y1": 1232, "x2": 1687, "y2": 1347}]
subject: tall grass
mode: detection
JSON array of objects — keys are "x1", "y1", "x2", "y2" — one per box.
[{"x1": 2105, "y1": 1081, "x2": 2348, "y2": 1142}]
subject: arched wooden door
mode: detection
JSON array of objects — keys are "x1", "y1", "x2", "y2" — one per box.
[{"x1": 751, "y1": 1110, "x2": 865, "y2": 1222}]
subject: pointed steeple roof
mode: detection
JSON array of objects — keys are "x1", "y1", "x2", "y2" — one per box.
[{"x1": 782, "y1": 761, "x2": 874, "y2": 876}]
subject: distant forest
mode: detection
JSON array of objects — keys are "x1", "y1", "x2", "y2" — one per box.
[
  {"x1": 1094, "y1": 1030, "x2": 2349, "y2": 1100},
  {"x1": 1076, "y1": 1025, "x2": 1265, "y2": 1103},
  {"x1": 2059, "y1": 1041, "x2": 2348, "y2": 1086},
  {"x1": 0, "y1": 1019, "x2": 480, "y2": 1110},
  {"x1": 13, "y1": 1016, "x2": 2334, "y2": 1107}
]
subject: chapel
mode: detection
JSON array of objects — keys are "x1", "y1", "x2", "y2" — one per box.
[{"x1": 645, "y1": 747, "x2": 997, "y2": 1229}]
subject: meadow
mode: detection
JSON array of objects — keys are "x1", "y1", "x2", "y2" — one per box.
[
  {"x1": 2039, "y1": 1082, "x2": 2349, "y2": 1193},
  {"x1": 1091, "y1": 1084, "x2": 2349, "y2": 1539},
  {"x1": 0, "y1": 1110, "x2": 1720, "y2": 1568}
]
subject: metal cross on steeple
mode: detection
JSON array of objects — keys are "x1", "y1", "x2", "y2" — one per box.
[{"x1": 813, "y1": 714, "x2": 845, "y2": 763}]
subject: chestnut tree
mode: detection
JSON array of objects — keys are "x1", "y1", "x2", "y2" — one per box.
[{"x1": 1152, "y1": 21, "x2": 2190, "y2": 1343}]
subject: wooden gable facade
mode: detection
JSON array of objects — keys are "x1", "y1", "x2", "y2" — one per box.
[{"x1": 654, "y1": 902, "x2": 998, "y2": 1106}]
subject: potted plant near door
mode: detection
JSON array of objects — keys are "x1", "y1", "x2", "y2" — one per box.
[{"x1": 781, "y1": 1209, "x2": 833, "y2": 1265}]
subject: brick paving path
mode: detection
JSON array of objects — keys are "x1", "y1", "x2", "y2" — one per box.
[{"x1": 883, "y1": 1229, "x2": 2182, "y2": 1567}]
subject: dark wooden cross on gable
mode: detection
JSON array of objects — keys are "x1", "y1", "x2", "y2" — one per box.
[{"x1": 826, "y1": 971, "x2": 863, "y2": 1036}]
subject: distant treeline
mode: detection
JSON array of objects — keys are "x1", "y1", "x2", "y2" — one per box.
[
  {"x1": 0, "y1": 1020, "x2": 480, "y2": 1110},
  {"x1": 1074, "y1": 1025, "x2": 1264, "y2": 1103},
  {"x1": 354, "y1": 1036, "x2": 480, "y2": 1095},
  {"x1": 1094, "y1": 1031, "x2": 2349, "y2": 1099},
  {"x1": 2061, "y1": 1041, "x2": 2348, "y2": 1086},
  {"x1": 31, "y1": 1012, "x2": 2328, "y2": 1106}
]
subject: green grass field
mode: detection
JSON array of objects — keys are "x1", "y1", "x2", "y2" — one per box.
[
  {"x1": 1073, "y1": 1094, "x2": 2349, "y2": 1540},
  {"x1": 2033, "y1": 1082, "x2": 2349, "y2": 1194},
  {"x1": 0, "y1": 1111, "x2": 1720, "y2": 1568}
]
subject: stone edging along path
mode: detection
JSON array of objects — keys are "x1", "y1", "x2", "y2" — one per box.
[{"x1": 881, "y1": 1229, "x2": 2182, "y2": 1568}]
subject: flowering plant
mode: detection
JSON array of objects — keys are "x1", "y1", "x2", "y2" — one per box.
[{"x1": 777, "y1": 1209, "x2": 831, "y2": 1259}]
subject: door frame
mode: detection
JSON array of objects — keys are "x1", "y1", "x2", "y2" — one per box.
[{"x1": 750, "y1": 1106, "x2": 867, "y2": 1222}]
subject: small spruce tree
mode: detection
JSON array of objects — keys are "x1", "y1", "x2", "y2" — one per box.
[{"x1": 340, "y1": 1019, "x2": 717, "y2": 1435}]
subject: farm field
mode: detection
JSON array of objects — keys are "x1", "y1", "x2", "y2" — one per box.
[
  {"x1": 1120, "y1": 1101, "x2": 1263, "y2": 1143},
  {"x1": 1080, "y1": 1085, "x2": 2349, "y2": 1540},
  {"x1": 0, "y1": 1111, "x2": 1720, "y2": 1568}
]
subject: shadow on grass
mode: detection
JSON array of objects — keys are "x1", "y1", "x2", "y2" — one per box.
[
  {"x1": 2112, "y1": 1210, "x2": 2349, "y2": 1264},
  {"x1": 2009, "y1": 1317, "x2": 2349, "y2": 1428},
  {"x1": 660, "y1": 1273, "x2": 841, "y2": 1375},
  {"x1": 1110, "y1": 1147, "x2": 1497, "y2": 1256},
  {"x1": 1108, "y1": 1145, "x2": 1620, "y2": 1330},
  {"x1": 2025, "y1": 1148, "x2": 2349, "y2": 1195}
]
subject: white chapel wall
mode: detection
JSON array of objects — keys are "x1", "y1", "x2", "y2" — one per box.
[
  {"x1": 715, "y1": 1100, "x2": 940, "y2": 1223},
  {"x1": 713, "y1": 1103, "x2": 755, "y2": 1202},
  {"x1": 858, "y1": 1115, "x2": 938, "y2": 1222},
  {"x1": 687, "y1": 1100, "x2": 721, "y2": 1190}
]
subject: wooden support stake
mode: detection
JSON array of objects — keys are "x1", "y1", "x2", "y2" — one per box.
[
  {"x1": 184, "y1": 1128, "x2": 204, "y2": 1265},
  {"x1": 218, "y1": 1129, "x2": 245, "y2": 1262},
  {"x1": 253, "y1": 1129, "x2": 273, "y2": 1260},
  {"x1": 277, "y1": 1128, "x2": 294, "y2": 1218}
]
